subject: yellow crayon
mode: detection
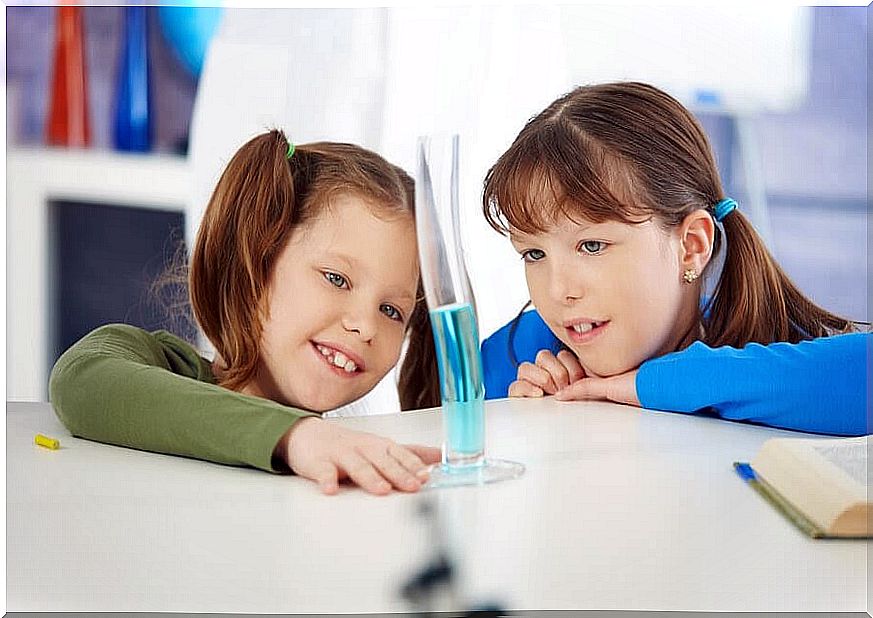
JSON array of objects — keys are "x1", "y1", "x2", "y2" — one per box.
[{"x1": 34, "y1": 434, "x2": 60, "y2": 450}]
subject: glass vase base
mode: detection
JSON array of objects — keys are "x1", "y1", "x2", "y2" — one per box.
[{"x1": 423, "y1": 458, "x2": 525, "y2": 490}]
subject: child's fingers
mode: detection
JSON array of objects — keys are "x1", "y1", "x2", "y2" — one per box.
[
  {"x1": 337, "y1": 451, "x2": 392, "y2": 495},
  {"x1": 535, "y1": 350, "x2": 571, "y2": 390},
  {"x1": 508, "y1": 379, "x2": 545, "y2": 398},
  {"x1": 554, "y1": 378, "x2": 602, "y2": 401},
  {"x1": 516, "y1": 362, "x2": 558, "y2": 394},
  {"x1": 369, "y1": 444, "x2": 423, "y2": 492},
  {"x1": 555, "y1": 371, "x2": 640, "y2": 407},
  {"x1": 310, "y1": 462, "x2": 340, "y2": 495},
  {"x1": 556, "y1": 350, "x2": 586, "y2": 383},
  {"x1": 403, "y1": 444, "x2": 442, "y2": 467},
  {"x1": 394, "y1": 444, "x2": 439, "y2": 482}
]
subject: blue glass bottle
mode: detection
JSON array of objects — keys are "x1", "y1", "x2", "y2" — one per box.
[{"x1": 114, "y1": 6, "x2": 152, "y2": 152}]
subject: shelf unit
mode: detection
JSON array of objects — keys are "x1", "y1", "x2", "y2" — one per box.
[{"x1": 7, "y1": 147, "x2": 192, "y2": 401}]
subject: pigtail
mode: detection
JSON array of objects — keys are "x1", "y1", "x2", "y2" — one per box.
[
  {"x1": 189, "y1": 129, "x2": 298, "y2": 390},
  {"x1": 398, "y1": 286, "x2": 441, "y2": 411},
  {"x1": 394, "y1": 167, "x2": 441, "y2": 411},
  {"x1": 704, "y1": 209, "x2": 854, "y2": 348}
]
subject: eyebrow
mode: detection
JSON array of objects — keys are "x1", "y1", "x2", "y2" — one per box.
[
  {"x1": 324, "y1": 250, "x2": 355, "y2": 267},
  {"x1": 389, "y1": 292, "x2": 417, "y2": 307},
  {"x1": 510, "y1": 221, "x2": 598, "y2": 242},
  {"x1": 508, "y1": 229, "x2": 535, "y2": 243}
]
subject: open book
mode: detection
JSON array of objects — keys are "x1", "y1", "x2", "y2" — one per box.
[{"x1": 734, "y1": 435, "x2": 870, "y2": 538}]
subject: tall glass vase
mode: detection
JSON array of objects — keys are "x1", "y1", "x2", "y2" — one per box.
[
  {"x1": 415, "y1": 134, "x2": 525, "y2": 489},
  {"x1": 46, "y1": 5, "x2": 91, "y2": 147}
]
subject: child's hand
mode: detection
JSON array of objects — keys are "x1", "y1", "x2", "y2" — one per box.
[
  {"x1": 508, "y1": 349, "x2": 585, "y2": 397},
  {"x1": 554, "y1": 370, "x2": 641, "y2": 407},
  {"x1": 277, "y1": 418, "x2": 441, "y2": 496}
]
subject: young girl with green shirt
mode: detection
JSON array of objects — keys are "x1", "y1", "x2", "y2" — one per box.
[{"x1": 50, "y1": 130, "x2": 442, "y2": 495}]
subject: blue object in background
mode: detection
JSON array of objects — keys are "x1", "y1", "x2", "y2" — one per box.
[
  {"x1": 114, "y1": 6, "x2": 152, "y2": 152},
  {"x1": 157, "y1": 5, "x2": 223, "y2": 77}
]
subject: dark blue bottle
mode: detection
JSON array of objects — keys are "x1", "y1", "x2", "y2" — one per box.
[{"x1": 113, "y1": 6, "x2": 152, "y2": 152}]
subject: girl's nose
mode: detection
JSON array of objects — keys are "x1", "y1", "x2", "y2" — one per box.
[
  {"x1": 342, "y1": 310, "x2": 377, "y2": 343},
  {"x1": 550, "y1": 264, "x2": 584, "y2": 305}
]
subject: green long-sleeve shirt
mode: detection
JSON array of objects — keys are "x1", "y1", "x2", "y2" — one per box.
[{"x1": 49, "y1": 323, "x2": 316, "y2": 472}]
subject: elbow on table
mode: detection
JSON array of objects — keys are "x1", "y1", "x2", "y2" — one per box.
[{"x1": 47, "y1": 347, "x2": 101, "y2": 437}]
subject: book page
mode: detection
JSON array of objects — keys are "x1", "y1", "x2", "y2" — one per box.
[
  {"x1": 811, "y1": 436, "x2": 870, "y2": 489},
  {"x1": 753, "y1": 435, "x2": 870, "y2": 530}
]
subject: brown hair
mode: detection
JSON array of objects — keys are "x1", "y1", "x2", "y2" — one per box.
[
  {"x1": 483, "y1": 82, "x2": 854, "y2": 351},
  {"x1": 190, "y1": 129, "x2": 439, "y2": 410}
]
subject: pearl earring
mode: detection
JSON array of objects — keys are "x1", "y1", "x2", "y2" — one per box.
[{"x1": 683, "y1": 268, "x2": 699, "y2": 284}]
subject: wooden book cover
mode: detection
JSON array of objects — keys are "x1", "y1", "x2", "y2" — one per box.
[{"x1": 734, "y1": 435, "x2": 870, "y2": 538}]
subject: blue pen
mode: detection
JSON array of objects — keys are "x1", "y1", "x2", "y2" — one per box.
[
  {"x1": 733, "y1": 461, "x2": 823, "y2": 537},
  {"x1": 733, "y1": 461, "x2": 757, "y2": 482}
]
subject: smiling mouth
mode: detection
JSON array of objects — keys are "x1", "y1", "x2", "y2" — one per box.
[
  {"x1": 565, "y1": 320, "x2": 609, "y2": 342},
  {"x1": 569, "y1": 320, "x2": 606, "y2": 334},
  {"x1": 312, "y1": 342, "x2": 362, "y2": 375}
]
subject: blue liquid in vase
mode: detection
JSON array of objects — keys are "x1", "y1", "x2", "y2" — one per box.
[{"x1": 429, "y1": 302, "x2": 485, "y2": 467}]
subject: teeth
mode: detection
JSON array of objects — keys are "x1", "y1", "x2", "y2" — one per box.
[
  {"x1": 315, "y1": 344, "x2": 358, "y2": 373},
  {"x1": 571, "y1": 321, "x2": 604, "y2": 334}
]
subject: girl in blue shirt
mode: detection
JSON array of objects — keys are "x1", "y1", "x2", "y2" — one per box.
[{"x1": 480, "y1": 82, "x2": 868, "y2": 436}]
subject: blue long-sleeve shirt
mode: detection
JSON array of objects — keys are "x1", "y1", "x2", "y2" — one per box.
[{"x1": 481, "y1": 309, "x2": 870, "y2": 436}]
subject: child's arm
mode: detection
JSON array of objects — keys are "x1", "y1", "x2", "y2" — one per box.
[
  {"x1": 49, "y1": 323, "x2": 314, "y2": 472},
  {"x1": 635, "y1": 333, "x2": 870, "y2": 436},
  {"x1": 489, "y1": 310, "x2": 868, "y2": 436},
  {"x1": 50, "y1": 324, "x2": 441, "y2": 492}
]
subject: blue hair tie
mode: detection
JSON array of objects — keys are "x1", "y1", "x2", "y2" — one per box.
[{"x1": 712, "y1": 197, "x2": 737, "y2": 222}]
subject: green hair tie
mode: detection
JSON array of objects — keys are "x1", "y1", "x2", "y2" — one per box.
[{"x1": 285, "y1": 141, "x2": 295, "y2": 159}]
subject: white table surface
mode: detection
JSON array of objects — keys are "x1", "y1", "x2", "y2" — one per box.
[{"x1": 7, "y1": 399, "x2": 869, "y2": 613}]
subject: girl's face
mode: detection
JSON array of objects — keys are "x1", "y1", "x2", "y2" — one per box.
[
  {"x1": 511, "y1": 215, "x2": 699, "y2": 378},
  {"x1": 244, "y1": 194, "x2": 419, "y2": 412}
]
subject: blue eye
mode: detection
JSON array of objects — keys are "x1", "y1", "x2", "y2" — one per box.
[
  {"x1": 380, "y1": 303, "x2": 403, "y2": 322},
  {"x1": 521, "y1": 248, "x2": 546, "y2": 262},
  {"x1": 324, "y1": 271, "x2": 348, "y2": 288},
  {"x1": 578, "y1": 240, "x2": 607, "y2": 255}
]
